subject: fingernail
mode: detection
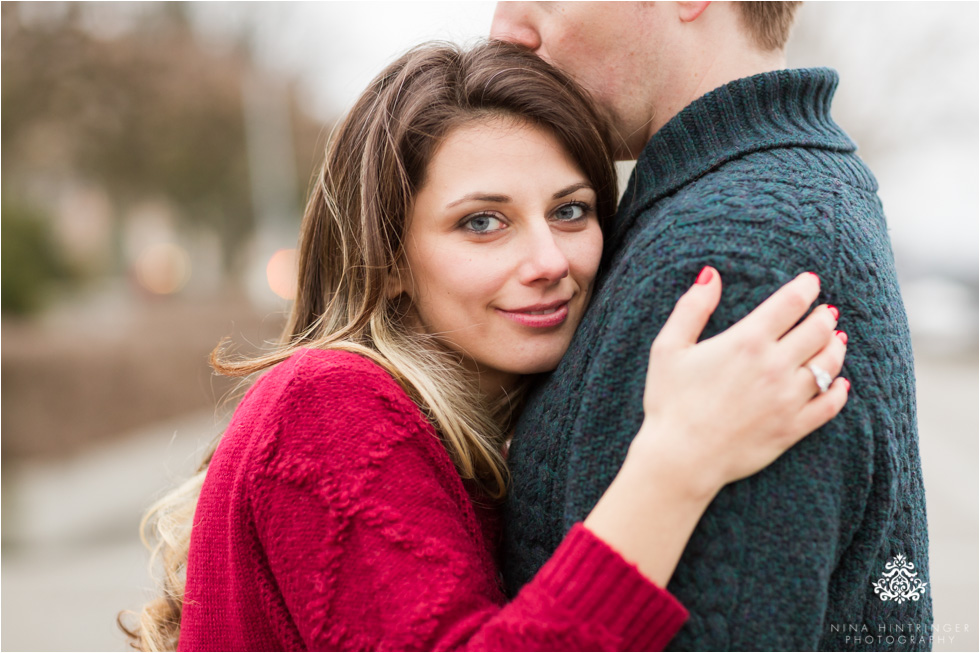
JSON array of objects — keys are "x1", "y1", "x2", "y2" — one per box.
[
  {"x1": 842, "y1": 378, "x2": 850, "y2": 392},
  {"x1": 695, "y1": 267, "x2": 713, "y2": 285},
  {"x1": 827, "y1": 305, "x2": 839, "y2": 321},
  {"x1": 836, "y1": 330, "x2": 848, "y2": 345},
  {"x1": 806, "y1": 272, "x2": 820, "y2": 284}
]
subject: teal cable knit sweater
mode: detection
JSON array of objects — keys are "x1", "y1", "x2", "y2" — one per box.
[{"x1": 502, "y1": 68, "x2": 932, "y2": 651}]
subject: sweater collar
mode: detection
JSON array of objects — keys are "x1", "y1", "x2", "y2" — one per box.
[{"x1": 611, "y1": 68, "x2": 855, "y2": 247}]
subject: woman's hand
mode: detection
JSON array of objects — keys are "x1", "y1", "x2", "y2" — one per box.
[{"x1": 632, "y1": 266, "x2": 849, "y2": 501}]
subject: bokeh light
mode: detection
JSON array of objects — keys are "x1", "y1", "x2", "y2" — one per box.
[
  {"x1": 266, "y1": 248, "x2": 297, "y2": 300},
  {"x1": 134, "y1": 242, "x2": 191, "y2": 295}
]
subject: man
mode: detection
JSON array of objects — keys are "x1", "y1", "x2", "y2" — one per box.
[{"x1": 491, "y1": 3, "x2": 932, "y2": 650}]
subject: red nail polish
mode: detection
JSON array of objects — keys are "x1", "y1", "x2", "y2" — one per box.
[
  {"x1": 836, "y1": 330, "x2": 848, "y2": 345},
  {"x1": 807, "y1": 272, "x2": 820, "y2": 284},
  {"x1": 842, "y1": 378, "x2": 850, "y2": 392},
  {"x1": 827, "y1": 305, "x2": 839, "y2": 320},
  {"x1": 695, "y1": 267, "x2": 713, "y2": 285}
]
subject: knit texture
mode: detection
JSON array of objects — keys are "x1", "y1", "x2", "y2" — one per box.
[
  {"x1": 502, "y1": 68, "x2": 933, "y2": 651},
  {"x1": 179, "y1": 348, "x2": 688, "y2": 652}
]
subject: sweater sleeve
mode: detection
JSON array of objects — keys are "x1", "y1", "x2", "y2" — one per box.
[{"x1": 247, "y1": 351, "x2": 687, "y2": 652}]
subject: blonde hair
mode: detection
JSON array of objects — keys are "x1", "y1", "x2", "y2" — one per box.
[
  {"x1": 121, "y1": 40, "x2": 617, "y2": 651},
  {"x1": 737, "y1": 1, "x2": 802, "y2": 51}
]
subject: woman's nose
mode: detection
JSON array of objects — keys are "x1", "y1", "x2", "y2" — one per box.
[
  {"x1": 519, "y1": 230, "x2": 569, "y2": 286},
  {"x1": 490, "y1": 4, "x2": 542, "y2": 52}
]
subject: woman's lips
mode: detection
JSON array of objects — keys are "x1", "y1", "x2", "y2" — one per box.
[{"x1": 496, "y1": 301, "x2": 570, "y2": 328}]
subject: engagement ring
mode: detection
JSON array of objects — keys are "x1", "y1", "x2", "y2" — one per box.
[{"x1": 808, "y1": 363, "x2": 833, "y2": 394}]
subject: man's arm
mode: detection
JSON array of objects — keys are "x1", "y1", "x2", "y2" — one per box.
[
  {"x1": 505, "y1": 167, "x2": 931, "y2": 649},
  {"x1": 562, "y1": 205, "x2": 930, "y2": 649},
  {"x1": 565, "y1": 253, "x2": 868, "y2": 650}
]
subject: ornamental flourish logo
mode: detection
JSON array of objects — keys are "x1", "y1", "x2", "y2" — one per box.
[{"x1": 872, "y1": 554, "x2": 928, "y2": 603}]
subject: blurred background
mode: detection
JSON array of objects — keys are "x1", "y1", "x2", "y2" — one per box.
[{"x1": 1, "y1": 2, "x2": 976, "y2": 650}]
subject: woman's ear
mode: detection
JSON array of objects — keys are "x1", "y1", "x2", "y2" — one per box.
[{"x1": 387, "y1": 262, "x2": 410, "y2": 300}]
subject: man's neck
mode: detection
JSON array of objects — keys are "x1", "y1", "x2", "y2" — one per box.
[
  {"x1": 640, "y1": 48, "x2": 787, "y2": 155},
  {"x1": 620, "y1": 0, "x2": 792, "y2": 161}
]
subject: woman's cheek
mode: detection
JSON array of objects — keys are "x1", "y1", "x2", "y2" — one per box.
[{"x1": 572, "y1": 225, "x2": 604, "y2": 288}]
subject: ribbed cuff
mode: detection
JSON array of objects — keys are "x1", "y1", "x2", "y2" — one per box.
[{"x1": 535, "y1": 523, "x2": 689, "y2": 651}]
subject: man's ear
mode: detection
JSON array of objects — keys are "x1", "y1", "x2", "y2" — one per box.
[{"x1": 677, "y1": 1, "x2": 710, "y2": 23}]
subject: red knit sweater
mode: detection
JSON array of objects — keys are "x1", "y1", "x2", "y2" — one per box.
[{"x1": 179, "y1": 349, "x2": 688, "y2": 651}]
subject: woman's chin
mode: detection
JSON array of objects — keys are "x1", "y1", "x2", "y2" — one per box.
[{"x1": 505, "y1": 350, "x2": 567, "y2": 376}]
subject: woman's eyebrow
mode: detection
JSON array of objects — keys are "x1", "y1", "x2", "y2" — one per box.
[
  {"x1": 553, "y1": 182, "x2": 593, "y2": 199},
  {"x1": 446, "y1": 193, "x2": 511, "y2": 209},
  {"x1": 445, "y1": 182, "x2": 592, "y2": 209}
]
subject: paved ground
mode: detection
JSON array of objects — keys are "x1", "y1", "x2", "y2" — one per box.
[
  {"x1": 2, "y1": 351, "x2": 976, "y2": 652},
  {"x1": 2, "y1": 411, "x2": 225, "y2": 652}
]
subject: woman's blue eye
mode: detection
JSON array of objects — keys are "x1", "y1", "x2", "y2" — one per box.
[
  {"x1": 464, "y1": 214, "x2": 505, "y2": 233},
  {"x1": 554, "y1": 203, "x2": 587, "y2": 221}
]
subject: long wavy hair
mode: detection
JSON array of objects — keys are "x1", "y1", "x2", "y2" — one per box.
[{"x1": 121, "y1": 40, "x2": 617, "y2": 651}]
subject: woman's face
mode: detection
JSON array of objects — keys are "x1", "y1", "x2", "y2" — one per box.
[{"x1": 398, "y1": 118, "x2": 603, "y2": 396}]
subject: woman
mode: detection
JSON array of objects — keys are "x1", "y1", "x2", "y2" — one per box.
[{"x1": 125, "y1": 41, "x2": 848, "y2": 651}]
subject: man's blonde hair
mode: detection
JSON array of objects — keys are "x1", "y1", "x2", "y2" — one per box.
[{"x1": 738, "y1": 2, "x2": 802, "y2": 51}]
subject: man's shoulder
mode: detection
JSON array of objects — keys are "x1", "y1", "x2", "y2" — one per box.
[
  {"x1": 619, "y1": 145, "x2": 884, "y2": 264},
  {"x1": 593, "y1": 143, "x2": 898, "y2": 335},
  {"x1": 617, "y1": 167, "x2": 836, "y2": 277},
  {"x1": 716, "y1": 146, "x2": 878, "y2": 195},
  {"x1": 648, "y1": 145, "x2": 872, "y2": 211}
]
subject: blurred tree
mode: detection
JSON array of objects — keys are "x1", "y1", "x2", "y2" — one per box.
[
  {"x1": 2, "y1": 3, "x2": 322, "y2": 282},
  {"x1": 1, "y1": 200, "x2": 70, "y2": 315}
]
